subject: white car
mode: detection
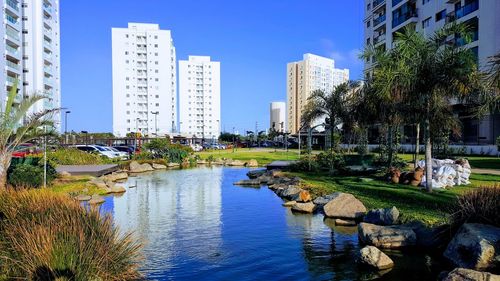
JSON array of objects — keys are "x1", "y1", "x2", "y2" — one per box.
[
  {"x1": 74, "y1": 145, "x2": 122, "y2": 159},
  {"x1": 101, "y1": 146, "x2": 129, "y2": 160},
  {"x1": 190, "y1": 144, "x2": 203, "y2": 152}
]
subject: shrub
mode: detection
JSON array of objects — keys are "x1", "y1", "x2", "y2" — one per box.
[
  {"x1": 7, "y1": 157, "x2": 57, "y2": 188},
  {"x1": 141, "y1": 140, "x2": 192, "y2": 163},
  {"x1": 449, "y1": 186, "x2": 500, "y2": 228},
  {"x1": 291, "y1": 155, "x2": 320, "y2": 172},
  {"x1": 0, "y1": 190, "x2": 142, "y2": 280},
  {"x1": 316, "y1": 152, "x2": 346, "y2": 171},
  {"x1": 132, "y1": 151, "x2": 154, "y2": 161},
  {"x1": 47, "y1": 148, "x2": 108, "y2": 166}
]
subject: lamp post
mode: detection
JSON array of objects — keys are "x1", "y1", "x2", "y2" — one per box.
[
  {"x1": 64, "y1": 111, "x2": 71, "y2": 144},
  {"x1": 151, "y1": 111, "x2": 159, "y2": 137}
]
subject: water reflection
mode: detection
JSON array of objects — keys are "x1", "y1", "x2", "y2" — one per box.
[{"x1": 108, "y1": 167, "x2": 223, "y2": 278}]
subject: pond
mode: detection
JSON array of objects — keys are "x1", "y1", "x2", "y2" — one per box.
[{"x1": 100, "y1": 167, "x2": 446, "y2": 281}]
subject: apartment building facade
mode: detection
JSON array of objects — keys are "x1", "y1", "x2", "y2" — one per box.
[
  {"x1": 112, "y1": 23, "x2": 177, "y2": 137},
  {"x1": 270, "y1": 101, "x2": 286, "y2": 132},
  {"x1": 364, "y1": 0, "x2": 500, "y2": 145},
  {"x1": 179, "y1": 56, "x2": 220, "y2": 141},
  {"x1": 0, "y1": 0, "x2": 61, "y2": 129},
  {"x1": 286, "y1": 53, "x2": 349, "y2": 134}
]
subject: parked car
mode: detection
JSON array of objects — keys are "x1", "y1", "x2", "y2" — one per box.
[
  {"x1": 190, "y1": 144, "x2": 203, "y2": 152},
  {"x1": 113, "y1": 146, "x2": 136, "y2": 158},
  {"x1": 101, "y1": 146, "x2": 128, "y2": 160},
  {"x1": 74, "y1": 145, "x2": 122, "y2": 159},
  {"x1": 12, "y1": 143, "x2": 40, "y2": 158}
]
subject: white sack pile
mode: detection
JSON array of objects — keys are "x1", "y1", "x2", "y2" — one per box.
[{"x1": 417, "y1": 158, "x2": 472, "y2": 189}]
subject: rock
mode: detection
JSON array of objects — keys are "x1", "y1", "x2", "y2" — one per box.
[
  {"x1": 234, "y1": 179, "x2": 261, "y2": 186},
  {"x1": 323, "y1": 192, "x2": 367, "y2": 219},
  {"x1": 246, "y1": 159, "x2": 259, "y2": 167},
  {"x1": 444, "y1": 223, "x2": 500, "y2": 271},
  {"x1": 197, "y1": 160, "x2": 208, "y2": 165},
  {"x1": 167, "y1": 162, "x2": 180, "y2": 168},
  {"x1": 280, "y1": 186, "x2": 302, "y2": 200},
  {"x1": 101, "y1": 172, "x2": 129, "y2": 182},
  {"x1": 358, "y1": 222, "x2": 417, "y2": 248},
  {"x1": 335, "y1": 219, "x2": 357, "y2": 226},
  {"x1": 58, "y1": 171, "x2": 72, "y2": 178},
  {"x1": 129, "y1": 161, "x2": 154, "y2": 173},
  {"x1": 313, "y1": 194, "x2": 339, "y2": 207},
  {"x1": 109, "y1": 185, "x2": 126, "y2": 194},
  {"x1": 282, "y1": 201, "x2": 297, "y2": 207},
  {"x1": 247, "y1": 169, "x2": 266, "y2": 179},
  {"x1": 152, "y1": 163, "x2": 167, "y2": 169},
  {"x1": 404, "y1": 221, "x2": 450, "y2": 248},
  {"x1": 89, "y1": 178, "x2": 108, "y2": 189},
  {"x1": 75, "y1": 195, "x2": 91, "y2": 201},
  {"x1": 88, "y1": 195, "x2": 105, "y2": 205},
  {"x1": 442, "y1": 268, "x2": 500, "y2": 281},
  {"x1": 292, "y1": 190, "x2": 312, "y2": 202},
  {"x1": 227, "y1": 159, "x2": 245, "y2": 166},
  {"x1": 364, "y1": 206, "x2": 400, "y2": 225},
  {"x1": 257, "y1": 176, "x2": 273, "y2": 184},
  {"x1": 291, "y1": 202, "x2": 315, "y2": 213},
  {"x1": 359, "y1": 246, "x2": 394, "y2": 270}
]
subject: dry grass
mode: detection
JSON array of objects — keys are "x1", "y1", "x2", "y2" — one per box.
[
  {"x1": 0, "y1": 189, "x2": 143, "y2": 280},
  {"x1": 450, "y1": 185, "x2": 500, "y2": 228}
]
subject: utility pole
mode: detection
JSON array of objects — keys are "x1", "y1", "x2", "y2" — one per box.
[
  {"x1": 255, "y1": 121, "x2": 258, "y2": 147},
  {"x1": 64, "y1": 110, "x2": 71, "y2": 144},
  {"x1": 232, "y1": 126, "x2": 236, "y2": 153}
]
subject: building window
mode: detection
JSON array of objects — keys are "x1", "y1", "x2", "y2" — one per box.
[
  {"x1": 436, "y1": 9, "x2": 446, "y2": 21},
  {"x1": 154, "y1": 44, "x2": 158, "y2": 48},
  {"x1": 422, "y1": 17, "x2": 431, "y2": 28},
  {"x1": 422, "y1": 0, "x2": 430, "y2": 4},
  {"x1": 367, "y1": 21, "x2": 371, "y2": 28},
  {"x1": 367, "y1": 3, "x2": 371, "y2": 10},
  {"x1": 154, "y1": 35, "x2": 158, "y2": 39}
]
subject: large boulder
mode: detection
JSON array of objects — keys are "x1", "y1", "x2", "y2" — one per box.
[
  {"x1": 442, "y1": 268, "x2": 500, "y2": 281},
  {"x1": 152, "y1": 163, "x2": 167, "y2": 169},
  {"x1": 75, "y1": 194, "x2": 91, "y2": 201},
  {"x1": 89, "y1": 178, "x2": 108, "y2": 189},
  {"x1": 234, "y1": 179, "x2": 261, "y2": 186},
  {"x1": 444, "y1": 223, "x2": 500, "y2": 271},
  {"x1": 280, "y1": 186, "x2": 303, "y2": 200},
  {"x1": 358, "y1": 222, "x2": 417, "y2": 248},
  {"x1": 227, "y1": 159, "x2": 245, "y2": 166},
  {"x1": 364, "y1": 206, "x2": 400, "y2": 225},
  {"x1": 129, "y1": 161, "x2": 154, "y2": 173},
  {"x1": 359, "y1": 246, "x2": 394, "y2": 270},
  {"x1": 404, "y1": 221, "x2": 451, "y2": 248},
  {"x1": 246, "y1": 159, "x2": 259, "y2": 167},
  {"x1": 292, "y1": 190, "x2": 312, "y2": 202},
  {"x1": 323, "y1": 192, "x2": 367, "y2": 219},
  {"x1": 88, "y1": 195, "x2": 105, "y2": 205},
  {"x1": 247, "y1": 169, "x2": 266, "y2": 179},
  {"x1": 101, "y1": 172, "x2": 128, "y2": 182},
  {"x1": 313, "y1": 194, "x2": 339, "y2": 208},
  {"x1": 167, "y1": 162, "x2": 180, "y2": 168},
  {"x1": 291, "y1": 202, "x2": 315, "y2": 213},
  {"x1": 282, "y1": 201, "x2": 297, "y2": 207},
  {"x1": 109, "y1": 185, "x2": 126, "y2": 194}
]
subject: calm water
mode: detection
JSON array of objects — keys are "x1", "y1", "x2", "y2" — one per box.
[{"x1": 100, "y1": 167, "x2": 445, "y2": 281}]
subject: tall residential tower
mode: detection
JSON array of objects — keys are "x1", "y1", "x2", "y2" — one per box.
[
  {"x1": 286, "y1": 53, "x2": 349, "y2": 134},
  {"x1": 270, "y1": 101, "x2": 286, "y2": 132},
  {"x1": 112, "y1": 23, "x2": 177, "y2": 137},
  {"x1": 179, "y1": 56, "x2": 221, "y2": 141},
  {"x1": 0, "y1": 0, "x2": 61, "y2": 130},
  {"x1": 364, "y1": 0, "x2": 500, "y2": 144}
]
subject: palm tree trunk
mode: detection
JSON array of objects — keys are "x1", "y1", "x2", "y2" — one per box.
[
  {"x1": 0, "y1": 151, "x2": 11, "y2": 190},
  {"x1": 424, "y1": 117, "x2": 433, "y2": 192},
  {"x1": 414, "y1": 123, "x2": 420, "y2": 169},
  {"x1": 307, "y1": 127, "x2": 312, "y2": 153},
  {"x1": 388, "y1": 125, "x2": 394, "y2": 168}
]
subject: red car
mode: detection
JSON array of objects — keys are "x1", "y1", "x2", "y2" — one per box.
[{"x1": 12, "y1": 144, "x2": 40, "y2": 158}]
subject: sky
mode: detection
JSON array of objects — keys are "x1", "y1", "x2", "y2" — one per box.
[{"x1": 60, "y1": 0, "x2": 365, "y2": 134}]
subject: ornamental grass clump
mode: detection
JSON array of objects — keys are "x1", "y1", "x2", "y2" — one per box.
[
  {"x1": 450, "y1": 185, "x2": 500, "y2": 228},
  {"x1": 47, "y1": 148, "x2": 110, "y2": 166},
  {"x1": 0, "y1": 190, "x2": 143, "y2": 280}
]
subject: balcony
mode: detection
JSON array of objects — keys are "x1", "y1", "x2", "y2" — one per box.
[
  {"x1": 6, "y1": 75, "x2": 18, "y2": 84},
  {"x1": 373, "y1": 14, "x2": 386, "y2": 27},
  {"x1": 374, "y1": 33, "x2": 386, "y2": 44},
  {"x1": 373, "y1": 0, "x2": 385, "y2": 9},
  {"x1": 6, "y1": 60, "x2": 20, "y2": 71},
  {"x1": 6, "y1": 0, "x2": 19, "y2": 12},
  {"x1": 5, "y1": 28, "x2": 20, "y2": 44},
  {"x1": 392, "y1": 10, "x2": 418, "y2": 28},
  {"x1": 392, "y1": 0, "x2": 404, "y2": 7},
  {"x1": 6, "y1": 45, "x2": 19, "y2": 57},
  {"x1": 455, "y1": 0, "x2": 478, "y2": 20}
]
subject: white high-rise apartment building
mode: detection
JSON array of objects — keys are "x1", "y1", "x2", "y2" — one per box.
[
  {"x1": 270, "y1": 101, "x2": 286, "y2": 132},
  {"x1": 0, "y1": 0, "x2": 61, "y2": 130},
  {"x1": 364, "y1": 0, "x2": 500, "y2": 145},
  {"x1": 286, "y1": 53, "x2": 349, "y2": 134},
  {"x1": 112, "y1": 23, "x2": 177, "y2": 137},
  {"x1": 179, "y1": 56, "x2": 220, "y2": 141}
]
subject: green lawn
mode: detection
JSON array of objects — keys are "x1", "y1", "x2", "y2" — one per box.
[
  {"x1": 290, "y1": 171, "x2": 499, "y2": 226},
  {"x1": 196, "y1": 148, "x2": 300, "y2": 165}
]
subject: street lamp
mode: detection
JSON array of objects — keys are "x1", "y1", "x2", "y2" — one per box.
[
  {"x1": 64, "y1": 110, "x2": 71, "y2": 144},
  {"x1": 151, "y1": 111, "x2": 159, "y2": 137}
]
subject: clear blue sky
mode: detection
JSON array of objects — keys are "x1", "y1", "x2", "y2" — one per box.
[{"x1": 61, "y1": 0, "x2": 364, "y2": 134}]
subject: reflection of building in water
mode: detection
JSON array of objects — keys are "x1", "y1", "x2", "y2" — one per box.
[{"x1": 111, "y1": 167, "x2": 223, "y2": 274}]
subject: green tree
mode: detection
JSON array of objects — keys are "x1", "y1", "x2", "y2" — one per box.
[
  {"x1": 365, "y1": 24, "x2": 481, "y2": 192},
  {"x1": 0, "y1": 83, "x2": 58, "y2": 189}
]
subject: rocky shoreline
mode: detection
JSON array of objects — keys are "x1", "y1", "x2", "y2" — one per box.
[{"x1": 236, "y1": 169, "x2": 500, "y2": 280}]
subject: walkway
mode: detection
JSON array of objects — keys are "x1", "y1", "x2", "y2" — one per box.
[{"x1": 56, "y1": 164, "x2": 119, "y2": 177}]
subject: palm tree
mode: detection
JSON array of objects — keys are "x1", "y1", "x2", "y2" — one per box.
[
  {"x1": 0, "y1": 82, "x2": 58, "y2": 189},
  {"x1": 303, "y1": 81, "x2": 361, "y2": 154},
  {"x1": 366, "y1": 24, "x2": 481, "y2": 192}
]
